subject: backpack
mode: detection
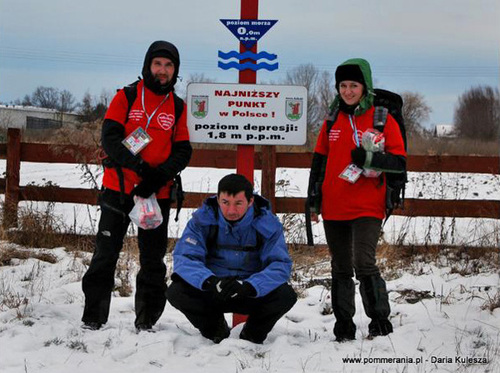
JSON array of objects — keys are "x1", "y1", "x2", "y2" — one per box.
[
  {"x1": 326, "y1": 88, "x2": 407, "y2": 217},
  {"x1": 102, "y1": 80, "x2": 186, "y2": 220}
]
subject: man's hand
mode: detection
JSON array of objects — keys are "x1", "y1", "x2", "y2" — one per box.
[
  {"x1": 203, "y1": 276, "x2": 256, "y2": 301},
  {"x1": 131, "y1": 181, "x2": 158, "y2": 199},
  {"x1": 132, "y1": 165, "x2": 169, "y2": 198},
  {"x1": 136, "y1": 160, "x2": 154, "y2": 179},
  {"x1": 217, "y1": 278, "x2": 243, "y2": 300}
]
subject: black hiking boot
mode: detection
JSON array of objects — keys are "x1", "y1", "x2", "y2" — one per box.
[
  {"x1": 333, "y1": 318, "x2": 356, "y2": 342},
  {"x1": 368, "y1": 319, "x2": 393, "y2": 338},
  {"x1": 239, "y1": 326, "x2": 265, "y2": 344},
  {"x1": 135, "y1": 323, "x2": 154, "y2": 333},
  {"x1": 205, "y1": 317, "x2": 230, "y2": 344},
  {"x1": 82, "y1": 321, "x2": 102, "y2": 331}
]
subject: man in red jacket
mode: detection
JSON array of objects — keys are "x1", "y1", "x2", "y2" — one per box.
[{"x1": 81, "y1": 41, "x2": 192, "y2": 332}]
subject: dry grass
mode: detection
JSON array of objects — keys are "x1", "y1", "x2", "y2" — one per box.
[
  {"x1": 19, "y1": 121, "x2": 102, "y2": 146},
  {"x1": 481, "y1": 290, "x2": 500, "y2": 313},
  {"x1": 0, "y1": 200, "x2": 96, "y2": 253},
  {"x1": 408, "y1": 135, "x2": 498, "y2": 156},
  {"x1": 3, "y1": 202, "x2": 67, "y2": 249},
  {"x1": 0, "y1": 246, "x2": 57, "y2": 266},
  {"x1": 376, "y1": 243, "x2": 500, "y2": 280},
  {"x1": 0, "y1": 198, "x2": 95, "y2": 253},
  {"x1": 287, "y1": 243, "x2": 500, "y2": 286}
]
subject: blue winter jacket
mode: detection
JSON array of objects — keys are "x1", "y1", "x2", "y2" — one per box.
[{"x1": 172, "y1": 194, "x2": 292, "y2": 297}]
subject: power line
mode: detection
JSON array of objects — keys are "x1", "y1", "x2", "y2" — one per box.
[{"x1": 0, "y1": 46, "x2": 497, "y2": 78}]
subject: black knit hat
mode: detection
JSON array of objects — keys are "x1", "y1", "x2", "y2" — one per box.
[
  {"x1": 335, "y1": 64, "x2": 365, "y2": 91},
  {"x1": 142, "y1": 40, "x2": 180, "y2": 95},
  {"x1": 149, "y1": 49, "x2": 178, "y2": 66}
]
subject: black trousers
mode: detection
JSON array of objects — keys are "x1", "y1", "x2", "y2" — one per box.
[
  {"x1": 167, "y1": 276, "x2": 297, "y2": 343},
  {"x1": 324, "y1": 217, "x2": 392, "y2": 337},
  {"x1": 82, "y1": 189, "x2": 171, "y2": 327},
  {"x1": 323, "y1": 217, "x2": 382, "y2": 279}
]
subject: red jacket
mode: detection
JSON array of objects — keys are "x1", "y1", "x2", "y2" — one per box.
[
  {"x1": 314, "y1": 107, "x2": 406, "y2": 220},
  {"x1": 102, "y1": 80, "x2": 190, "y2": 199}
]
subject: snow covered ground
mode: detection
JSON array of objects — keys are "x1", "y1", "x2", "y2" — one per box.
[
  {"x1": 0, "y1": 244, "x2": 499, "y2": 373},
  {"x1": 0, "y1": 161, "x2": 499, "y2": 372}
]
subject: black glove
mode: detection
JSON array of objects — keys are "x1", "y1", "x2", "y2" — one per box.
[
  {"x1": 351, "y1": 147, "x2": 367, "y2": 168},
  {"x1": 136, "y1": 161, "x2": 154, "y2": 179},
  {"x1": 203, "y1": 276, "x2": 256, "y2": 301},
  {"x1": 308, "y1": 181, "x2": 322, "y2": 214},
  {"x1": 131, "y1": 180, "x2": 160, "y2": 198},
  {"x1": 132, "y1": 165, "x2": 169, "y2": 198},
  {"x1": 218, "y1": 278, "x2": 243, "y2": 300}
]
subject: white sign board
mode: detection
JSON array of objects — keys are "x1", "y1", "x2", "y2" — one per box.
[{"x1": 187, "y1": 83, "x2": 308, "y2": 145}]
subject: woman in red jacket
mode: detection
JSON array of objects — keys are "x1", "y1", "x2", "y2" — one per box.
[{"x1": 308, "y1": 58, "x2": 406, "y2": 342}]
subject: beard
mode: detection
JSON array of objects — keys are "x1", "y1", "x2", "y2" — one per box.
[
  {"x1": 154, "y1": 74, "x2": 170, "y2": 86},
  {"x1": 144, "y1": 70, "x2": 177, "y2": 95}
]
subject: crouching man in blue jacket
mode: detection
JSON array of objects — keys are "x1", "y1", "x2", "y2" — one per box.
[{"x1": 167, "y1": 173, "x2": 297, "y2": 344}]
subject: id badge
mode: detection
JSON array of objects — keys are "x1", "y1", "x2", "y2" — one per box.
[
  {"x1": 122, "y1": 127, "x2": 152, "y2": 155},
  {"x1": 339, "y1": 164, "x2": 363, "y2": 184}
]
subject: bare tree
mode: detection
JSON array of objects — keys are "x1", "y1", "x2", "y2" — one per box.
[
  {"x1": 99, "y1": 89, "x2": 114, "y2": 108},
  {"x1": 178, "y1": 73, "x2": 217, "y2": 100},
  {"x1": 20, "y1": 86, "x2": 77, "y2": 113},
  {"x1": 282, "y1": 64, "x2": 322, "y2": 130},
  {"x1": 316, "y1": 70, "x2": 335, "y2": 126},
  {"x1": 454, "y1": 85, "x2": 500, "y2": 140},
  {"x1": 400, "y1": 91, "x2": 431, "y2": 135},
  {"x1": 31, "y1": 86, "x2": 60, "y2": 109},
  {"x1": 78, "y1": 91, "x2": 107, "y2": 123},
  {"x1": 186, "y1": 73, "x2": 216, "y2": 84},
  {"x1": 59, "y1": 89, "x2": 77, "y2": 113},
  {"x1": 15, "y1": 94, "x2": 32, "y2": 106}
]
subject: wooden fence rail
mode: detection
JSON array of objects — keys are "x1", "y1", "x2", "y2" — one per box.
[{"x1": 1, "y1": 128, "x2": 499, "y2": 229}]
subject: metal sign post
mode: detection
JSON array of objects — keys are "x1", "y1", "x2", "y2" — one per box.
[
  {"x1": 233, "y1": 0, "x2": 257, "y2": 329},
  {"x1": 236, "y1": 0, "x2": 258, "y2": 184}
]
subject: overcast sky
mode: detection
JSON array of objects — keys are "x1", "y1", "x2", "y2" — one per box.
[{"x1": 1, "y1": 0, "x2": 498, "y2": 127}]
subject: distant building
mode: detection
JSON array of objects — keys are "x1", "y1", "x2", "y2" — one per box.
[
  {"x1": 434, "y1": 124, "x2": 456, "y2": 138},
  {"x1": 0, "y1": 105, "x2": 80, "y2": 130}
]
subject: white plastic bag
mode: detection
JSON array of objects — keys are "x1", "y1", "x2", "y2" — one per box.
[
  {"x1": 362, "y1": 128, "x2": 385, "y2": 152},
  {"x1": 129, "y1": 194, "x2": 163, "y2": 230},
  {"x1": 361, "y1": 129, "x2": 385, "y2": 178}
]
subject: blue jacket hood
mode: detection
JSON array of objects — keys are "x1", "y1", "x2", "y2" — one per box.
[{"x1": 193, "y1": 194, "x2": 276, "y2": 239}]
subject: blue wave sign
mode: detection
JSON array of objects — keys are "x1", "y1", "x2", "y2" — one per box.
[
  {"x1": 220, "y1": 19, "x2": 278, "y2": 49},
  {"x1": 218, "y1": 50, "x2": 278, "y2": 71}
]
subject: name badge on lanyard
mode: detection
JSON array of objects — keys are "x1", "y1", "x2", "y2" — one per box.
[
  {"x1": 122, "y1": 127, "x2": 152, "y2": 155},
  {"x1": 339, "y1": 163, "x2": 363, "y2": 183},
  {"x1": 121, "y1": 85, "x2": 168, "y2": 155},
  {"x1": 339, "y1": 114, "x2": 363, "y2": 183}
]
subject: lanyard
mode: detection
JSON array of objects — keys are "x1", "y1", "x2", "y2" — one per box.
[
  {"x1": 348, "y1": 114, "x2": 361, "y2": 148},
  {"x1": 141, "y1": 85, "x2": 169, "y2": 130}
]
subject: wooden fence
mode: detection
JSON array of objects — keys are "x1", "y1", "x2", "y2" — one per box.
[{"x1": 1, "y1": 128, "x2": 499, "y2": 229}]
